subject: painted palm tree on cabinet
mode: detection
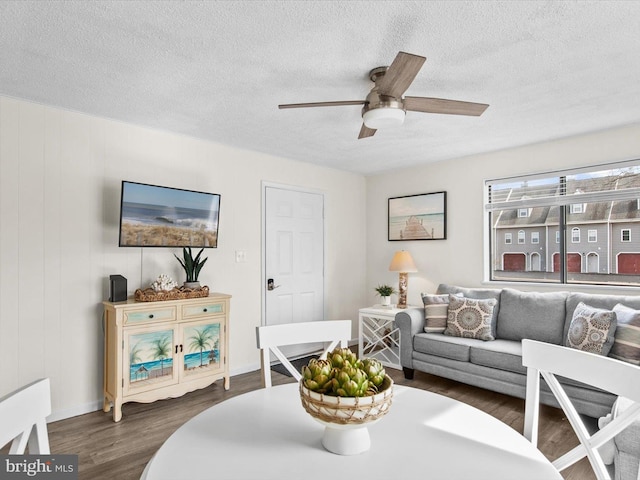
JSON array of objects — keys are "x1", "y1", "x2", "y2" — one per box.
[
  {"x1": 128, "y1": 330, "x2": 175, "y2": 385},
  {"x1": 152, "y1": 335, "x2": 172, "y2": 376},
  {"x1": 188, "y1": 326, "x2": 215, "y2": 367},
  {"x1": 184, "y1": 323, "x2": 221, "y2": 375}
]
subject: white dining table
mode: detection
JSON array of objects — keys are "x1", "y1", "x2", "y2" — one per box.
[{"x1": 141, "y1": 383, "x2": 562, "y2": 480}]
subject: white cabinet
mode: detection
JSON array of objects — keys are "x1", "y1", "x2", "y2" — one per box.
[{"x1": 103, "y1": 294, "x2": 231, "y2": 422}]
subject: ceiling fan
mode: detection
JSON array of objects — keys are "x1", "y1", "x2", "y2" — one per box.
[{"x1": 278, "y1": 51, "x2": 489, "y2": 139}]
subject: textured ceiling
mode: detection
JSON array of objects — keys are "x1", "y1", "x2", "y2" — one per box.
[{"x1": 1, "y1": 1, "x2": 640, "y2": 174}]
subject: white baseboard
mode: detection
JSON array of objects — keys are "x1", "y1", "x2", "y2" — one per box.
[
  {"x1": 48, "y1": 400, "x2": 105, "y2": 423},
  {"x1": 48, "y1": 366, "x2": 263, "y2": 423},
  {"x1": 48, "y1": 340, "x2": 357, "y2": 423}
]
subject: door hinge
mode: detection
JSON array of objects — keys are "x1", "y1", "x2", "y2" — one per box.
[
  {"x1": 121, "y1": 379, "x2": 124, "y2": 388},
  {"x1": 122, "y1": 340, "x2": 125, "y2": 350}
]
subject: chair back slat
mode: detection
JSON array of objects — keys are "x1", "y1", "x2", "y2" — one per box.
[
  {"x1": 0, "y1": 378, "x2": 51, "y2": 454},
  {"x1": 522, "y1": 339, "x2": 640, "y2": 480},
  {"x1": 522, "y1": 340, "x2": 640, "y2": 402},
  {"x1": 256, "y1": 320, "x2": 351, "y2": 388}
]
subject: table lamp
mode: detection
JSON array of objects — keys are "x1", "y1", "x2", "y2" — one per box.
[{"x1": 389, "y1": 250, "x2": 418, "y2": 309}]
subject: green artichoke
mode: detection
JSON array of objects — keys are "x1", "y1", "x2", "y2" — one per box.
[
  {"x1": 362, "y1": 358, "x2": 386, "y2": 388},
  {"x1": 332, "y1": 366, "x2": 370, "y2": 397},
  {"x1": 327, "y1": 348, "x2": 361, "y2": 370},
  {"x1": 302, "y1": 348, "x2": 388, "y2": 397},
  {"x1": 302, "y1": 358, "x2": 333, "y2": 393}
]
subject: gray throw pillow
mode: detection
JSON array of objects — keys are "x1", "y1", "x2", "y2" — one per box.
[
  {"x1": 444, "y1": 295, "x2": 497, "y2": 341},
  {"x1": 566, "y1": 302, "x2": 617, "y2": 355}
]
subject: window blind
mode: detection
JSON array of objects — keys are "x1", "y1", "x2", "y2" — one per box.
[{"x1": 485, "y1": 160, "x2": 640, "y2": 211}]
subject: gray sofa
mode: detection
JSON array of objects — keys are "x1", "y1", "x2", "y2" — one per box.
[{"x1": 395, "y1": 284, "x2": 640, "y2": 419}]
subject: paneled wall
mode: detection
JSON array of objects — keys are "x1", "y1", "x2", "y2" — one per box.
[{"x1": 0, "y1": 96, "x2": 367, "y2": 420}]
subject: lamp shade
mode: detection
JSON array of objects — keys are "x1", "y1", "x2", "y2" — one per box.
[{"x1": 389, "y1": 251, "x2": 417, "y2": 273}]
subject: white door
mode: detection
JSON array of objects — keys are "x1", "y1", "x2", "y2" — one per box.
[{"x1": 264, "y1": 186, "x2": 324, "y2": 357}]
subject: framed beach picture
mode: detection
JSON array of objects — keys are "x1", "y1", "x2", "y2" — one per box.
[{"x1": 388, "y1": 191, "x2": 447, "y2": 241}]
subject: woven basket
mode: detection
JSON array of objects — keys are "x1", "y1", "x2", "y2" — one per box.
[
  {"x1": 299, "y1": 375, "x2": 393, "y2": 425},
  {"x1": 134, "y1": 286, "x2": 210, "y2": 302}
]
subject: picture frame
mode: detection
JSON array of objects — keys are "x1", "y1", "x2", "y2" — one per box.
[{"x1": 388, "y1": 191, "x2": 447, "y2": 241}]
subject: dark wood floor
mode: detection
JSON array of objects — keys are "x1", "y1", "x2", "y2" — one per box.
[{"x1": 42, "y1": 368, "x2": 595, "y2": 480}]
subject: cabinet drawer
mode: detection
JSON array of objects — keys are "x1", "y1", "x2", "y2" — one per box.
[
  {"x1": 182, "y1": 302, "x2": 225, "y2": 319},
  {"x1": 124, "y1": 306, "x2": 177, "y2": 325}
]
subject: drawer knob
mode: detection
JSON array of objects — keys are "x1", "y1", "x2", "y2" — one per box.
[
  {"x1": 203, "y1": 308, "x2": 208, "y2": 312},
  {"x1": 149, "y1": 314, "x2": 154, "y2": 319}
]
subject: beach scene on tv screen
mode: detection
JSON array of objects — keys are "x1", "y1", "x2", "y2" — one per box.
[{"x1": 120, "y1": 182, "x2": 220, "y2": 247}]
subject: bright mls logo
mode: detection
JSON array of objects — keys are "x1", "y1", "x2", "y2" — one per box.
[{"x1": 0, "y1": 455, "x2": 78, "y2": 479}]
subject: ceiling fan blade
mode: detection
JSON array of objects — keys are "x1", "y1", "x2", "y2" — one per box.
[
  {"x1": 278, "y1": 100, "x2": 366, "y2": 109},
  {"x1": 358, "y1": 124, "x2": 376, "y2": 139},
  {"x1": 404, "y1": 96, "x2": 489, "y2": 116},
  {"x1": 376, "y1": 52, "x2": 426, "y2": 98}
]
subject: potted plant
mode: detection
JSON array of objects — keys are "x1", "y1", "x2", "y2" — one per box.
[
  {"x1": 174, "y1": 247, "x2": 208, "y2": 289},
  {"x1": 299, "y1": 348, "x2": 393, "y2": 455},
  {"x1": 374, "y1": 284, "x2": 396, "y2": 306}
]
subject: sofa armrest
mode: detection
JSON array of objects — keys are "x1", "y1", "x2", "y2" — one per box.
[{"x1": 395, "y1": 307, "x2": 424, "y2": 368}]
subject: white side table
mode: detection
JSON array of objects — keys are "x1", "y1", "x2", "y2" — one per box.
[{"x1": 358, "y1": 305, "x2": 409, "y2": 370}]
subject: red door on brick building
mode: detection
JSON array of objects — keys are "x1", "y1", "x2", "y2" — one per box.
[
  {"x1": 552, "y1": 253, "x2": 581, "y2": 272},
  {"x1": 618, "y1": 254, "x2": 640, "y2": 274},
  {"x1": 503, "y1": 253, "x2": 526, "y2": 271}
]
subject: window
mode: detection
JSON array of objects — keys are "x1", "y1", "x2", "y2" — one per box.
[
  {"x1": 570, "y1": 203, "x2": 584, "y2": 214},
  {"x1": 505, "y1": 233, "x2": 512, "y2": 244},
  {"x1": 486, "y1": 160, "x2": 640, "y2": 286},
  {"x1": 572, "y1": 228, "x2": 580, "y2": 243}
]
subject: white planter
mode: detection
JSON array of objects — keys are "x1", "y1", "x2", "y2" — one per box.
[{"x1": 381, "y1": 296, "x2": 391, "y2": 306}]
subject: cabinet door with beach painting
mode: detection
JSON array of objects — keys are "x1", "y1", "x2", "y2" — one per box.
[
  {"x1": 124, "y1": 327, "x2": 179, "y2": 396},
  {"x1": 179, "y1": 319, "x2": 224, "y2": 381}
]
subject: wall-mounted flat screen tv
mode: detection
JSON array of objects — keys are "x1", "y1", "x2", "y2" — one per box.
[{"x1": 119, "y1": 181, "x2": 221, "y2": 248}]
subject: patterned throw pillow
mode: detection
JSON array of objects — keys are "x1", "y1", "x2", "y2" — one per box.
[
  {"x1": 444, "y1": 295, "x2": 497, "y2": 341},
  {"x1": 421, "y1": 293, "x2": 462, "y2": 334},
  {"x1": 609, "y1": 304, "x2": 640, "y2": 365},
  {"x1": 566, "y1": 302, "x2": 617, "y2": 355}
]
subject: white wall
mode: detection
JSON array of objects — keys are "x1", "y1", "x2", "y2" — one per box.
[
  {"x1": 0, "y1": 96, "x2": 367, "y2": 420},
  {"x1": 366, "y1": 123, "x2": 640, "y2": 307}
]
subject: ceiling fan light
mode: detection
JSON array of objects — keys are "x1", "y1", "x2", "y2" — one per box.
[{"x1": 362, "y1": 108, "x2": 405, "y2": 129}]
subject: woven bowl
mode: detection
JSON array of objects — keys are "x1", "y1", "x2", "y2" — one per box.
[{"x1": 299, "y1": 374, "x2": 394, "y2": 426}]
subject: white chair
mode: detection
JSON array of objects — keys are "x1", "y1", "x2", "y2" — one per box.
[
  {"x1": 522, "y1": 339, "x2": 640, "y2": 480},
  {"x1": 256, "y1": 320, "x2": 351, "y2": 388},
  {"x1": 0, "y1": 378, "x2": 52, "y2": 454}
]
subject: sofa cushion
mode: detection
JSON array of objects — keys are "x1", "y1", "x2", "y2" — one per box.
[
  {"x1": 421, "y1": 292, "x2": 462, "y2": 333},
  {"x1": 413, "y1": 333, "x2": 481, "y2": 362},
  {"x1": 610, "y1": 304, "x2": 640, "y2": 365},
  {"x1": 566, "y1": 302, "x2": 617, "y2": 355},
  {"x1": 437, "y1": 284, "x2": 501, "y2": 336},
  {"x1": 497, "y1": 288, "x2": 567, "y2": 344},
  {"x1": 469, "y1": 339, "x2": 525, "y2": 375},
  {"x1": 565, "y1": 293, "x2": 640, "y2": 341},
  {"x1": 444, "y1": 295, "x2": 497, "y2": 341}
]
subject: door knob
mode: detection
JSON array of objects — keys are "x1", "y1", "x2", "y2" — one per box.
[{"x1": 267, "y1": 278, "x2": 281, "y2": 291}]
